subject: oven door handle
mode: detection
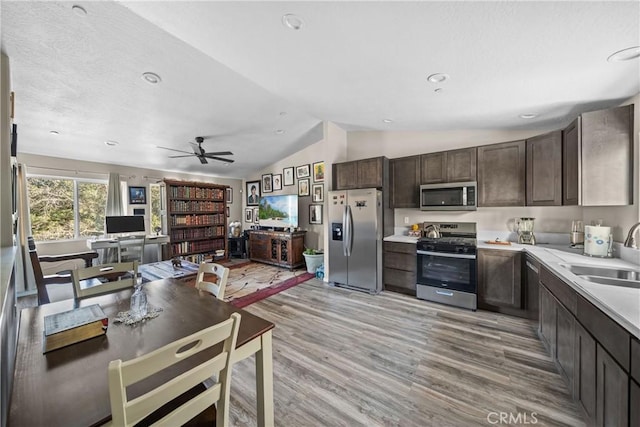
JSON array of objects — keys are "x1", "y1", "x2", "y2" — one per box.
[{"x1": 416, "y1": 250, "x2": 476, "y2": 260}]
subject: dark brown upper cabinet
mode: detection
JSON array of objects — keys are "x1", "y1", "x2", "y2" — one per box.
[
  {"x1": 477, "y1": 140, "x2": 526, "y2": 207},
  {"x1": 420, "y1": 147, "x2": 476, "y2": 184},
  {"x1": 526, "y1": 130, "x2": 562, "y2": 206},
  {"x1": 390, "y1": 155, "x2": 420, "y2": 208},
  {"x1": 562, "y1": 118, "x2": 580, "y2": 205},
  {"x1": 333, "y1": 157, "x2": 387, "y2": 190}
]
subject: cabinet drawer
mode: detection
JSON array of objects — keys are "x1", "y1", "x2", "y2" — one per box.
[
  {"x1": 632, "y1": 338, "x2": 640, "y2": 383},
  {"x1": 577, "y1": 295, "x2": 630, "y2": 372},
  {"x1": 383, "y1": 241, "x2": 416, "y2": 255},
  {"x1": 384, "y1": 268, "x2": 416, "y2": 291},
  {"x1": 540, "y1": 266, "x2": 576, "y2": 314},
  {"x1": 384, "y1": 252, "x2": 416, "y2": 271}
]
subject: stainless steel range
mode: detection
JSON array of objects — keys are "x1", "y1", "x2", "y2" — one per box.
[{"x1": 416, "y1": 222, "x2": 477, "y2": 310}]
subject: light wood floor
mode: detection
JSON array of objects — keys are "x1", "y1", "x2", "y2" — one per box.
[{"x1": 229, "y1": 279, "x2": 585, "y2": 426}]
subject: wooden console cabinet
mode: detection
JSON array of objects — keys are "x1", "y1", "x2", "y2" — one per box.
[{"x1": 249, "y1": 230, "x2": 306, "y2": 270}]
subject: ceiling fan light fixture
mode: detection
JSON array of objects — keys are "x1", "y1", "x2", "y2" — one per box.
[
  {"x1": 519, "y1": 113, "x2": 538, "y2": 119},
  {"x1": 427, "y1": 73, "x2": 449, "y2": 83},
  {"x1": 141, "y1": 72, "x2": 162, "y2": 84},
  {"x1": 607, "y1": 46, "x2": 640, "y2": 62},
  {"x1": 282, "y1": 14, "x2": 304, "y2": 30}
]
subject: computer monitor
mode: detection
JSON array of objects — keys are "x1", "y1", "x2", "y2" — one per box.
[{"x1": 105, "y1": 215, "x2": 145, "y2": 234}]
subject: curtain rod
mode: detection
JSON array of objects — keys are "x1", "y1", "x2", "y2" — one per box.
[{"x1": 26, "y1": 165, "x2": 162, "y2": 181}]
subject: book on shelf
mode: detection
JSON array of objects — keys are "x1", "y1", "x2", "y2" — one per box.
[{"x1": 43, "y1": 304, "x2": 108, "y2": 353}]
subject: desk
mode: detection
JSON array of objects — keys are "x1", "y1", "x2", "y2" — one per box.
[
  {"x1": 87, "y1": 235, "x2": 170, "y2": 262},
  {"x1": 9, "y1": 279, "x2": 275, "y2": 427}
]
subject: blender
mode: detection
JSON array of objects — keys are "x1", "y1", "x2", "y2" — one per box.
[{"x1": 517, "y1": 217, "x2": 536, "y2": 245}]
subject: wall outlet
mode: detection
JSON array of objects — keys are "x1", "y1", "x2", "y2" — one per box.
[{"x1": 404, "y1": 216, "x2": 409, "y2": 224}]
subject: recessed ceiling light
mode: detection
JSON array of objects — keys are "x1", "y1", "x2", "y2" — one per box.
[
  {"x1": 607, "y1": 46, "x2": 640, "y2": 62},
  {"x1": 282, "y1": 14, "x2": 304, "y2": 30},
  {"x1": 519, "y1": 113, "x2": 538, "y2": 119},
  {"x1": 275, "y1": 129, "x2": 285, "y2": 135},
  {"x1": 49, "y1": 130, "x2": 59, "y2": 135},
  {"x1": 72, "y1": 5, "x2": 87, "y2": 16},
  {"x1": 427, "y1": 73, "x2": 449, "y2": 83},
  {"x1": 104, "y1": 140, "x2": 119, "y2": 146},
  {"x1": 141, "y1": 72, "x2": 161, "y2": 84},
  {"x1": 382, "y1": 118, "x2": 394, "y2": 124}
]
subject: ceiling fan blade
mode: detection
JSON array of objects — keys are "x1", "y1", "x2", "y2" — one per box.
[
  {"x1": 158, "y1": 146, "x2": 193, "y2": 155},
  {"x1": 203, "y1": 151, "x2": 233, "y2": 156},
  {"x1": 204, "y1": 156, "x2": 235, "y2": 163},
  {"x1": 198, "y1": 156, "x2": 208, "y2": 164},
  {"x1": 169, "y1": 154, "x2": 197, "y2": 158}
]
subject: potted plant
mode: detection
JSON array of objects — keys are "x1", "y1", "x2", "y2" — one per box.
[{"x1": 302, "y1": 248, "x2": 324, "y2": 274}]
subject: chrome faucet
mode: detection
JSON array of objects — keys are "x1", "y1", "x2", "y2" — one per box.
[{"x1": 624, "y1": 222, "x2": 640, "y2": 248}]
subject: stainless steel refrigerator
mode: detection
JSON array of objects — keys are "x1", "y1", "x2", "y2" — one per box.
[{"x1": 328, "y1": 188, "x2": 382, "y2": 294}]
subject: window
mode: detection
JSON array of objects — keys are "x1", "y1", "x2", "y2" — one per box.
[{"x1": 28, "y1": 176, "x2": 108, "y2": 241}]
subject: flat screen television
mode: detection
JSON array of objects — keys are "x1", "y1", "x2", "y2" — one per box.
[
  {"x1": 258, "y1": 194, "x2": 299, "y2": 229},
  {"x1": 105, "y1": 215, "x2": 145, "y2": 234}
]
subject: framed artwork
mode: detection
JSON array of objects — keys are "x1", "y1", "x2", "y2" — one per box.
[
  {"x1": 272, "y1": 174, "x2": 282, "y2": 191},
  {"x1": 309, "y1": 204, "x2": 322, "y2": 225},
  {"x1": 313, "y1": 161, "x2": 325, "y2": 182},
  {"x1": 296, "y1": 164, "x2": 310, "y2": 179},
  {"x1": 253, "y1": 208, "x2": 260, "y2": 224},
  {"x1": 262, "y1": 174, "x2": 273, "y2": 193},
  {"x1": 298, "y1": 178, "x2": 310, "y2": 197},
  {"x1": 283, "y1": 167, "x2": 295, "y2": 186},
  {"x1": 226, "y1": 206, "x2": 230, "y2": 217},
  {"x1": 244, "y1": 208, "x2": 253, "y2": 223},
  {"x1": 226, "y1": 187, "x2": 233, "y2": 204},
  {"x1": 128, "y1": 186, "x2": 146, "y2": 205},
  {"x1": 246, "y1": 181, "x2": 260, "y2": 206},
  {"x1": 312, "y1": 184, "x2": 324, "y2": 202}
]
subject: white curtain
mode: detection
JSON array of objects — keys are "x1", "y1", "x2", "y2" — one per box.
[
  {"x1": 16, "y1": 163, "x2": 34, "y2": 293},
  {"x1": 104, "y1": 172, "x2": 124, "y2": 262}
]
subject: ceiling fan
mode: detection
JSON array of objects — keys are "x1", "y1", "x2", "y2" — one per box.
[{"x1": 157, "y1": 136, "x2": 234, "y2": 164}]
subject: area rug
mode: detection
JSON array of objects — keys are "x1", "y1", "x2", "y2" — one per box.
[{"x1": 219, "y1": 262, "x2": 315, "y2": 308}]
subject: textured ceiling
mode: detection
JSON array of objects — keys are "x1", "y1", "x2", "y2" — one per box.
[{"x1": 2, "y1": 1, "x2": 639, "y2": 178}]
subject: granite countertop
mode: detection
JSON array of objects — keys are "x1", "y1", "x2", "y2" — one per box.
[{"x1": 383, "y1": 235, "x2": 420, "y2": 244}]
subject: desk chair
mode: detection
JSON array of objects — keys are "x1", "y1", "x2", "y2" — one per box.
[
  {"x1": 28, "y1": 236, "x2": 99, "y2": 305},
  {"x1": 71, "y1": 261, "x2": 138, "y2": 301},
  {"x1": 107, "y1": 312, "x2": 241, "y2": 427},
  {"x1": 117, "y1": 235, "x2": 146, "y2": 263},
  {"x1": 195, "y1": 263, "x2": 230, "y2": 300}
]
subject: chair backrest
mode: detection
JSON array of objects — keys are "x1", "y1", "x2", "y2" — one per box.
[
  {"x1": 195, "y1": 263, "x2": 230, "y2": 300},
  {"x1": 71, "y1": 261, "x2": 138, "y2": 301},
  {"x1": 108, "y1": 312, "x2": 241, "y2": 427},
  {"x1": 117, "y1": 235, "x2": 146, "y2": 263}
]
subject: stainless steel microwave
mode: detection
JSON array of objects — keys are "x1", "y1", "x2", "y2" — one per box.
[{"x1": 420, "y1": 181, "x2": 477, "y2": 211}]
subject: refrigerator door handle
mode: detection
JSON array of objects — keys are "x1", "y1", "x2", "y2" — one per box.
[
  {"x1": 342, "y1": 205, "x2": 349, "y2": 256},
  {"x1": 346, "y1": 204, "x2": 354, "y2": 256}
]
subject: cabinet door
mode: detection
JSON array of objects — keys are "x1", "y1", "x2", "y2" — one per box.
[
  {"x1": 477, "y1": 140, "x2": 526, "y2": 206},
  {"x1": 420, "y1": 152, "x2": 446, "y2": 184},
  {"x1": 562, "y1": 117, "x2": 580, "y2": 205},
  {"x1": 477, "y1": 249, "x2": 522, "y2": 310},
  {"x1": 574, "y1": 321, "x2": 596, "y2": 423},
  {"x1": 539, "y1": 284, "x2": 557, "y2": 355},
  {"x1": 333, "y1": 161, "x2": 358, "y2": 190},
  {"x1": 446, "y1": 147, "x2": 477, "y2": 183},
  {"x1": 391, "y1": 156, "x2": 420, "y2": 208},
  {"x1": 357, "y1": 157, "x2": 384, "y2": 188},
  {"x1": 582, "y1": 104, "x2": 634, "y2": 206},
  {"x1": 525, "y1": 257, "x2": 539, "y2": 320},
  {"x1": 631, "y1": 380, "x2": 639, "y2": 427},
  {"x1": 556, "y1": 301, "x2": 575, "y2": 389},
  {"x1": 596, "y1": 344, "x2": 629, "y2": 427},
  {"x1": 249, "y1": 233, "x2": 269, "y2": 261},
  {"x1": 526, "y1": 131, "x2": 562, "y2": 206}
]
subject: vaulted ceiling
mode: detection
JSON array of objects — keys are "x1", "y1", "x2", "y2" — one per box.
[{"x1": 2, "y1": 1, "x2": 638, "y2": 178}]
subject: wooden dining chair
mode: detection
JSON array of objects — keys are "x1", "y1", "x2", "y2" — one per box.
[
  {"x1": 71, "y1": 261, "x2": 138, "y2": 301},
  {"x1": 28, "y1": 236, "x2": 99, "y2": 305},
  {"x1": 116, "y1": 235, "x2": 146, "y2": 263},
  {"x1": 195, "y1": 263, "x2": 230, "y2": 300},
  {"x1": 107, "y1": 312, "x2": 241, "y2": 427}
]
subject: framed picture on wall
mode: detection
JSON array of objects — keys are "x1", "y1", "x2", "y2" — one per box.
[
  {"x1": 244, "y1": 208, "x2": 253, "y2": 223},
  {"x1": 283, "y1": 167, "x2": 295, "y2": 186},
  {"x1": 226, "y1": 187, "x2": 233, "y2": 204},
  {"x1": 313, "y1": 161, "x2": 325, "y2": 182},
  {"x1": 309, "y1": 204, "x2": 322, "y2": 225},
  {"x1": 246, "y1": 181, "x2": 260, "y2": 206},
  {"x1": 253, "y1": 208, "x2": 260, "y2": 224},
  {"x1": 226, "y1": 206, "x2": 230, "y2": 217},
  {"x1": 128, "y1": 186, "x2": 146, "y2": 205},
  {"x1": 296, "y1": 164, "x2": 310, "y2": 179},
  {"x1": 272, "y1": 174, "x2": 282, "y2": 191},
  {"x1": 312, "y1": 184, "x2": 324, "y2": 202},
  {"x1": 298, "y1": 178, "x2": 310, "y2": 197},
  {"x1": 262, "y1": 174, "x2": 273, "y2": 193}
]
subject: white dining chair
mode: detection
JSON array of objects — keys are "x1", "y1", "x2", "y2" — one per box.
[
  {"x1": 71, "y1": 261, "x2": 138, "y2": 301},
  {"x1": 195, "y1": 263, "x2": 230, "y2": 300}
]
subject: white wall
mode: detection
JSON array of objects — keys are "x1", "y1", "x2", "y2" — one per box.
[
  {"x1": 18, "y1": 152, "x2": 243, "y2": 255},
  {"x1": 1, "y1": 53, "x2": 12, "y2": 247}
]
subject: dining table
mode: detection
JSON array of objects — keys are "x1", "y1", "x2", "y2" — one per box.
[{"x1": 8, "y1": 277, "x2": 275, "y2": 427}]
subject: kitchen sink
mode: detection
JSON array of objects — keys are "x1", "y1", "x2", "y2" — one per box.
[
  {"x1": 559, "y1": 263, "x2": 640, "y2": 288},
  {"x1": 581, "y1": 276, "x2": 640, "y2": 289}
]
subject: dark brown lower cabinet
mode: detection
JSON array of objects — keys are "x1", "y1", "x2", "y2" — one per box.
[
  {"x1": 249, "y1": 230, "x2": 305, "y2": 270},
  {"x1": 538, "y1": 284, "x2": 556, "y2": 355},
  {"x1": 630, "y1": 380, "x2": 639, "y2": 427},
  {"x1": 477, "y1": 249, "x2": 524, "y2": 316},
  {"x1": 524, "y1": 256, "x2": 539, "y2": 320},
  {"x1": 574, "y1": 321, "x2": 596, "y2": 423},
  {"x1": 556, "y1": 302, "x2": 575, "y2": 388},
  {"x1": 383, "y1": 241, "x2": 416, "y2": 295},
  {"x1": 596, "y1": 344, "x2": 628, "y2": 426}
]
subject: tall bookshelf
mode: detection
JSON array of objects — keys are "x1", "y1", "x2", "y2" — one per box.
[{"x1": 163, "y1": 179, "x2": 227, "y2": 263}]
